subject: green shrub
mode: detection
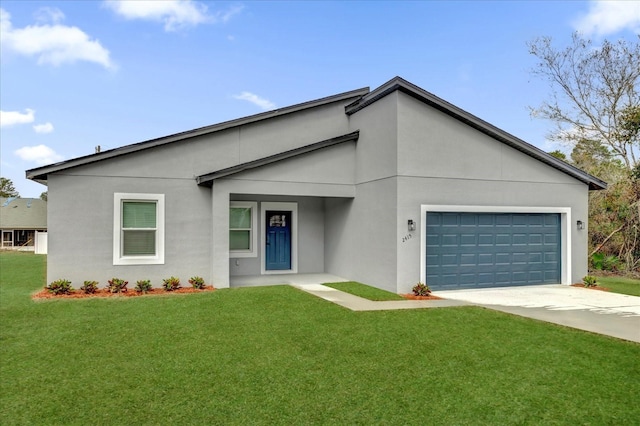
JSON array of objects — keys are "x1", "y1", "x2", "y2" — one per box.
[
  {"x1": 591, "y1": 253, "x2": 620, "y2": 271},
  {"x1": 134, "y1": 280, "x2": 152, "y2": 294},
  {"x1": 162, "y1": 276, "x2": 181, "y2": 292},
  {"x1": 188, "y1": 276, "x2": 205, "y2": 289},
  {"x1": 412, "y1": 282, "x2": 431, "y2": 296},
  {"x1": 583, "y1": 275, "x2": 598, "y2": 288},
  {"x1": 107, "y1": 278, "x2": 128, "y2": 293},
  {"x1": 80, "y1": 280, "x2": 99, "y2": 294},
  {"x1": 46, "y1": 279, "x2": 74, "y2": 295}
]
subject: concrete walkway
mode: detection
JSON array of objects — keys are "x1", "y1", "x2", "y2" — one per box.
[
  {"x1": 292, "y1": 281, "x2": 640, "y2": 343},
  {"x1": 292, "y1": 284, "x2": 468, "y2": 311}
]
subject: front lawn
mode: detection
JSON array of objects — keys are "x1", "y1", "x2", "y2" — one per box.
[
  {"x1": 595, "y1": 275, "x2": 640, "y2": 297},
  {"x1": 1, "y1": 252, "x2": 639, "y2": 424}
]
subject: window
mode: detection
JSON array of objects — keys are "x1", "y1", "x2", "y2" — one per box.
[
  {"x1": 230, "y1": 201, "x2": 257, "y2": 257},
  {"x1": 114, "y1": 193, "x2": 164, "y2": 265}
]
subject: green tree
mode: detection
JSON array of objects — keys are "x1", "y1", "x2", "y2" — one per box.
[
  {"x1": 0, "y1": 177, "x2": 19, "y2": 198},
  {"x1": 40, "y1": 191, "x2": 48, "y2": 201},
  {"x1": 531, "y1": 34, "x2": 640, "y2": 273},
  {"x1": 529, "y1": 33, "x2": 639, "y2": 170}
]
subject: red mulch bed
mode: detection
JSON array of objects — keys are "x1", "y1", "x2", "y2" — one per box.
[
  {"x1": 571, "y1": 283, "x2": 610, "y2": 292},
  {"x1": 33, "y1": 286, "x2": 215, "y2": 300},
  {"x1": 401, "y1": 294, "x2": 443, "y2": 300}
]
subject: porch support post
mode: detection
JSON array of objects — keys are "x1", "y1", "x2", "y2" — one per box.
[{"x1": 211, "y1": 183, "x2": 230, "y2": 288}]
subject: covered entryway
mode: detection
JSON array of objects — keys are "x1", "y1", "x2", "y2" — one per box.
[{"x1": 425, "y1": 212, "x2": 561, "y2": 290}]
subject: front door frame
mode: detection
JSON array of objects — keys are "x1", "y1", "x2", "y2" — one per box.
[{"x1": 261, "y1": 202, "x2": 298, "y2": 275}]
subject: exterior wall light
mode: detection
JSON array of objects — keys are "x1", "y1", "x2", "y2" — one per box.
[
  {"x1": 408, "y1": 219, "x2": 416, "y2": 232},
  {"x1": 577, "y1": 220, "x2": 584, "y2": 230}
]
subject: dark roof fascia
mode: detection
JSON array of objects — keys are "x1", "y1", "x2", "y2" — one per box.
[
  {"x1": 196, "y1": 131, "x2": 360, "y2": 186},
  {"x1": 26, "y1": 87, "x2": 370, "y2": 182},
  {"x1": 345, "y1": 77, "x2": 607, "y2": 191}
]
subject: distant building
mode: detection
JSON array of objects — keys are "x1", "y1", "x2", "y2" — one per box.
[{"x1": 0, "y1": 197, "x2": 47, "y2": 253}]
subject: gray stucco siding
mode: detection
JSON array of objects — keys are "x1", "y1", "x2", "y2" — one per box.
[
  {"x1": 348, "y1": 91, "x2": 399, "y2": 184},
  {"x1": 64, "y1": 100, "x2": 354, "y2": 182},
  {"x1": 324, "y1": 177, "x2": 399, "y2": 293},
  {"x1": 396, "y1": 92, "x2": 578, "y2": 185},
  {"x1": 46, "y1": 174, "x2": 212, "y2": 288}
]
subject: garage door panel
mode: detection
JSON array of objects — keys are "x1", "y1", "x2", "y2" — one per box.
[{"x1": 426, "y1": 212, "x2": 561, "y2": 290}]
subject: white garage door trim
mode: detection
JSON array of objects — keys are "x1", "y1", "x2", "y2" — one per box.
[{"x1": 420, "y1": 205, "x2": 572, "y2": 287}]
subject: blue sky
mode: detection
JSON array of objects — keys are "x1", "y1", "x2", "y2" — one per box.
[{"x1": 1, "y1": 0, "x2": 639, "y2": 197}]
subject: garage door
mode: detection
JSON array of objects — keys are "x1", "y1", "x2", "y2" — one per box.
[{"x1": 426, "y1": 212, "x2": 561, "y2": 290}]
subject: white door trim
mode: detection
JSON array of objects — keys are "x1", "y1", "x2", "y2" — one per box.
[
  {"x1": 261, "y1": 202, "x2": 298, "y2": 275},
  {"x1": 420, "y1": 205, "x2": 571, "y2": 286}
]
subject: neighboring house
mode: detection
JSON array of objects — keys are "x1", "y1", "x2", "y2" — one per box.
[
  {"x1": 0, "y1": 197, "x2": 47, "y2": 253},
  {"x1": 26, "y1": 77, "x2": 606, "y2": 293}
]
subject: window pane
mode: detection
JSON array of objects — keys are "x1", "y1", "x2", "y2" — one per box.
[
  {"x1": 123, "y1": 202, "x2": 156, "y2": 228},
  {"x1": 230, "y1": 207, "x2": 251, "y2": 229},
  {"x1": 123, "y1": 230, "x2": 156, "y2": 255},
  {"x1": 229, "y1": 230, "x2": 250, "y2": 250}
]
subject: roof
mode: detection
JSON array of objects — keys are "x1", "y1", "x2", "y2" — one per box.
[
  {"x1": 196, "y1": 131, "x2": 360, "y2": 186},
  {"x1": 25, "y1": 86, "x2": 369, "y2": 183},
  {"x1": 25, "y1": 76, "x2": 607, "y2": 190},
  {"x1": 345, "y1": 77, "x2": 607, "y2": 190},
  {"x1": 0, "y1": 198, "x2": 47, "y2": 229}
]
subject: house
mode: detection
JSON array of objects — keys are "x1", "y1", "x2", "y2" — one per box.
[
  {"x1": 26, "y1": 77, "x2": 606, "y2": 293},
  {"x1": 0, "y1": 197, "x2": 47, "y2": 253}
]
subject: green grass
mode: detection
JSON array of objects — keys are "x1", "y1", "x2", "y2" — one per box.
[
  {"x1": 2, "y1": 252, "x2": 639, "y2": 425},
  {"x1": 323, "y1": 281, "x2": 406, "y2": 300},
  {"x1": 595, "y1": 275, "x2": 640, "y2": 297}
]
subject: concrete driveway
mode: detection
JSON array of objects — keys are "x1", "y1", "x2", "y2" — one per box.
[{"x1": 434, "y1": 285, "x2": 640, "y2": 343}]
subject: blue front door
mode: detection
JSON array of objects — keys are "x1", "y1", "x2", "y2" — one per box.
[{"x1": 265, "y1": 211, "x2": 291, "y2": 270}]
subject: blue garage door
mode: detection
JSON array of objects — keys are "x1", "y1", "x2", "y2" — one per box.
[{"x1": 426, "y1": 212, "x2": 561, "y2": 290}]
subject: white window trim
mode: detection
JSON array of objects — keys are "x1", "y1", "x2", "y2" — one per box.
[
  {"x1": 419, "y1": 205, "x2": 571, "y2": 286},
  {"x1": 261, "y1": 202, "x2": 298, "y2": 275},
  {"x1": 230, "y1": 201, "x2": 258, "y2": 258},
  {"x1": 113, "y1": 193, "x2": 165, "y2": 265}
]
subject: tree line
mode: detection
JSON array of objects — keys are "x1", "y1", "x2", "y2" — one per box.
[{"x1": 530, "y1": 33, "x2": 639, "y2": 274}]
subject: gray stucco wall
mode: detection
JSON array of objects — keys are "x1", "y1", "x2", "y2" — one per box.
[
  {"x1": 46, "y1": 173, "x2": 212, "y2": 287},
  {"x1": 393, "y1": 92, "x2": 589, "y2": 293}
]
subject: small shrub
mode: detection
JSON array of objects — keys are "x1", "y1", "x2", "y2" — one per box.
[
  {"x1": 162, "y1": 276, "x2": 181, "y2": 291},
  {"x1": 412, "y1": 282, "x2": 431, "y2": 296},
  {"x1": 583, "y1": 275, "x2": 598, "y2": 288},
  {"x1": 46, "y1": 279, "x2": 73, "y2": 295},
  {"x1": 591, "y1": 253, "x2": 620, "y2": 271},
  {"x1": 107, "y1": 278, "x2": 128, "y2": 293},
  {"x1": 80, "y1": 280, "x2": 99, "y2": 294},
  {"x1": 188, "y1": 276, "x2": 205, "y2": 289},
  {"x1": 135, "y1": 279, "x2": 153, "y2": 294}
]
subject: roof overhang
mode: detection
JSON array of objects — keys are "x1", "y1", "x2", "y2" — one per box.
[
  {"x1": 346, "y1": 77, "x2": 607, "y2": 190},
  {"x1": 196, "y1": 131, "x2": 360, "y2": 186},
  {"x1": 26, "y1": 87, "x2": 369, "y2": 183}
]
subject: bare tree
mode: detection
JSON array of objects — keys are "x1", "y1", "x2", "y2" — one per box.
[{"x1": 528, "y1": 33, "x2": 640, "y2": 169}]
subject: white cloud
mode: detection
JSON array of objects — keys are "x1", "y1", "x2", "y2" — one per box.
[
  {"x1": 15, "y1": 144, "x2": 64, "y2": 165},
  {"x1": 33, "y1": 122, "x2": 54, "y2": 134},
  {"x1": 0, "y1": 109, "x2": 35, "y2": 127},
  {"x1": 34, "y1": 7, "x2": 65, "y2": 24},
  {"x1": 233, "y1": 92, "x2": 276, "y2": 110},
  {"x1": 573, "y1": 1, "x2": 640, "y2": 36},
  {"x1": 104, "y1": 0, "x2": 242, "y2": 32},
  {"x1": 0, "y1": 7, "x2": 115, "y2": 69}
]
